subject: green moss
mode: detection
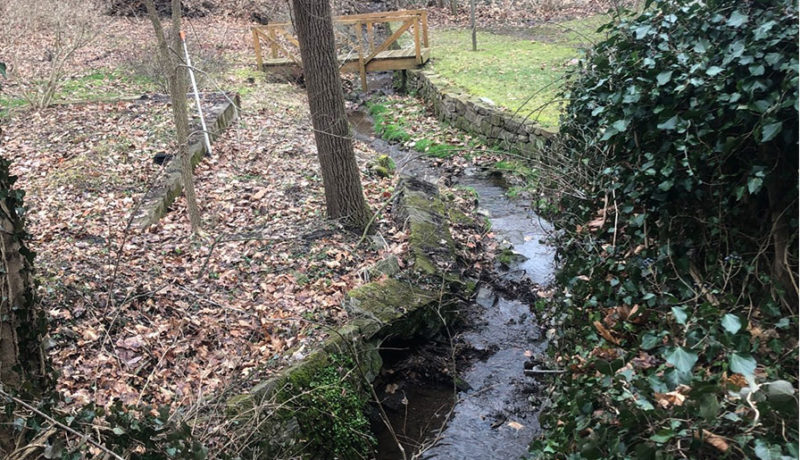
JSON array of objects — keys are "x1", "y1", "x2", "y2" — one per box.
[
  {"x1": 348, "y1": 278, "x2": 437, "y2": 322},
  {"x1": 448, "y1": 207, "x2": 473, "y2": 226},
  {"x1": 280, "y1": 354, "x2": 375, "y2": 459},
  {"x1": 376, "y1": 154, "x2": 395, "y2": 172}
]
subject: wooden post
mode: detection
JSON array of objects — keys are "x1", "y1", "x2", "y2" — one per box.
[
  {"x1": 268, "y1": 27, "x2": 278, "y2": 58},
  {"x1": 470, "y1": 0, "x2": 477, "y2": 51},
  {"x1": 367, "y1": 21, "x2": 374, "y2": 53},
  {"x1": 355, "y1": 22, "x2": 367, "y2": 91},
  {"x1": 421, "y1": 10, "x2": 429, "y2": 47},
  {"x1": 413, "y1": 17, "x2": 421, "y2": 64},
  {"x1": 252, "y1": 28, "x2": 263, "y2": 71}
]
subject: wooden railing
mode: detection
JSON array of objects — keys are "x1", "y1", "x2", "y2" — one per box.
[{"x1": 252, "y1": 9, "x2": 430, "y2": 90}]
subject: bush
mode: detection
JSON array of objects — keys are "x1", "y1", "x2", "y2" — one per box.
[
  {"x1": 0, "y1": 0, "x2": 101, "y2": 108},
  {"x1": 533, "y1": 0, "x2": 798, "y2": 458}
]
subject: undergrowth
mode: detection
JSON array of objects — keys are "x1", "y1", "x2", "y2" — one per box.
[
  {"x1": 531, "y1": 0, "x2": 798, "y2": 458},
  {"x1": 282, "y1": 354, "x2": 375, "y2": 459}
]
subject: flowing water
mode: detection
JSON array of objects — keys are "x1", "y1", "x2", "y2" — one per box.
[{"x1": 349, "y1": 108, "x2": 556, "y2": 460}]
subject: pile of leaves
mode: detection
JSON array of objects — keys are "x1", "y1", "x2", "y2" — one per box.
[{"x1": 532, "y1": 0, "x2": 798, "y2": 458}]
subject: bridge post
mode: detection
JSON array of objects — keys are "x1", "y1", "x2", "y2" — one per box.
[{"x1": 252, "y1": 29, "x2": 263, "y2": 71}]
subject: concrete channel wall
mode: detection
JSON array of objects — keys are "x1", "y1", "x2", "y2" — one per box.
[{"x1": 134, "y1": 92, "x2": 240, "y2": 228}]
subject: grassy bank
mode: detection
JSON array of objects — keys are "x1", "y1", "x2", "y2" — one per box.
[{"x1": 428, "y1": 15, "x2": 609, "y2": 128}]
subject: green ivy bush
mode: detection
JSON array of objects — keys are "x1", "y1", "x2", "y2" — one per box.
[
  {"x1": 532, "y1": 0, "x2": 798, "y2": 458},
  {"x1": 282, "y1": 354, "x2": 375, "y2": 459}
]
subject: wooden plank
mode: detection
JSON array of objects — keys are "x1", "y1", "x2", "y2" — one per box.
[
  {"x1": 268, "y1": 28, "x2": 278, "y2": 58},
  {"x1": 365, "y1": 18, "x2": 413, "y2": 63}
]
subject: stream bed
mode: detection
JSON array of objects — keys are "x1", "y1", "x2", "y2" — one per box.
[{"x1": 350, "y1": 106, "x2": 556, "y2": 459}]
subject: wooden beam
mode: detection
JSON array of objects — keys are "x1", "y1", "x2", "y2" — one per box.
[
  {"x1": 268, "y1": 28, "x2": 278, "y2": 58},
  {"x1": 252, "y1": 28, "x2": 263, "y2": 71},
  {"x1": 364, "y1": 18, "x2": 413, "y2": 63}
]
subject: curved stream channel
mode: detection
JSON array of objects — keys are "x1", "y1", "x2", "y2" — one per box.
[{"x1": 350, "y1": 108, "x2": 556, "y2": 459}]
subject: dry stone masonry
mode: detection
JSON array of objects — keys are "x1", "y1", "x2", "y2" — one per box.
[{"x1": 406, "y1": 69, "x2": 555, "y2": 154}]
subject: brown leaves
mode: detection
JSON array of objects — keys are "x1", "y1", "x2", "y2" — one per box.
[
  {"x1": 694, "y1": 429, "x2": 729, "y2": 453},
  {"x1": 593, "y1": 320, "x2": 620, "y2": 345},
  {"x1": 653, "y1": 384, "x2": 690, "y2": 409}
]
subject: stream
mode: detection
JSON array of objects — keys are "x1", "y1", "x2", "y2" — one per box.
[{"x1": 349, "y1": 103, "x2": 556, "y2": 460}]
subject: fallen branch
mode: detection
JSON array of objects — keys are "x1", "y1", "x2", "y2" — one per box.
[{"x1": 0, "y1": 389, "x2": 125, "y2": 460}]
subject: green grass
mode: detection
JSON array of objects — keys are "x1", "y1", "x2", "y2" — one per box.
[
  {"x1": 429, "y1": 15, "x2": 610, "y2": 127},
  {"x1": 57, "y1": 70, "x2": 155, "y2": 102}
]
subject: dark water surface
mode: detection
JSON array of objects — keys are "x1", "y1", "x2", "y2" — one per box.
[{"x1": 350, "y1": 109, "x2": 555, "y2": 460}]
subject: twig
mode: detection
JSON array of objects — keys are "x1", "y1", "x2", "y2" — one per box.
[
  {"x1": 357, "y1": 188, "x2": 402, "y2": 247},
  {"x1": 0, "y1": 389, "x2": 125, "y2": 460},
  {"x1": 524, "y1": 368, "x2": 566, "y2": 375}
]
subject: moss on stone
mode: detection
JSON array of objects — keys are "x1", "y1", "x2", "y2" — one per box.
[
  {"x1": 448, "y1": 207, "x2": 473, "y2": 226},
  {"x1": 348, "y1": 278, "x2": 437, "y2": 323}
]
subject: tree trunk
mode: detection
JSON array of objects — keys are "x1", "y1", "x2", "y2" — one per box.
[
  {"x1": 144, "y1": 0, "x2": 202, "y2": 233},
  {"x1": 470, "y1": 0, "x2": 477, "y2": 51},
  {"x1": 291, "y1": 0, "x2": 371, "y2": 232},
  {"x1": 0, "y1": 156, "x2": 44, "y2": 390}
]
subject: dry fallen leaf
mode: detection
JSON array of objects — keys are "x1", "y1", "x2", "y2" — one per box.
[
  {"x1": 694, "y1": 429, "x2": 729, "y2": 453},
  {"x1": 506, "y1": 421, "x2": 524, "y2": 431},
  {"x1": 593, "y1": 320, "x2": 620, "y2": 345}
]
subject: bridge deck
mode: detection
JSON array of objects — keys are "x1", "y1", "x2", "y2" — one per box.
[{"x1": 263, "y1": 48, "x2": 431, "y2": 73}]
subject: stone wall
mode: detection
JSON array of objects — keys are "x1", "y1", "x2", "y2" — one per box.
[{"x1": 406, "y1": 69, "x2": 554, "y2": 153}]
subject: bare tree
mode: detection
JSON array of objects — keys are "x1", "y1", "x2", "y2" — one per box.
[
  {"x1": 0, "y1": 0, "x2": 100, "y2": 108},
  {"x1": 144, "y1": 0, "x2": 202, "y2": 233},
  {"x1": 291, "y1": 0, "x2": 372, "y2": 232}
]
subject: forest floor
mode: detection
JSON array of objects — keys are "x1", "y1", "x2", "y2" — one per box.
[
  {"x1": 0, "y1": 2, "x2": 615, "y2": 412},
  {"x1": 2, "y1": 17, "x2": 421, "y2": 409}
]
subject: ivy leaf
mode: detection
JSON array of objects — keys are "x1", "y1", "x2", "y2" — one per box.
[
  {"x1": 656, "y1": 71, "x2": 672, "y2": 86},
  {"x1": 649, "y1": 429, "x2": 674, "y2": 443},
  {"x1": 671, "y1": 306, "x2": 688, "y2": 325},
  {"x1": 657, "y1": 115, "x2": 678, "y2": 130},
  {"x1": 706, "y1": 66, "x2": 724, "y2": 76},
  {"x1": 721, "y1": 314, "x2": 742, "y2": 334},
  {"x1": 612, "y1": 119, "x2": 629, "y2": 131},
  {"x1": 754, "y1": 439, "x2": 784, "y2": 460},
  {"x1": 665, "y1": 347, "x2": 698, "y2": 373},
  {"x1": 727, "y1": 10, "x2": 748, "y2": 28},
  {"x1": 760, "y1": 121, "x2": 782, "y2": 142},
  {"x1": 729, "y1": 352, "x2": 757, "y2": 377},
  {"x1": 641, "y1": 332, "x2": 659, "y2": 350},
  {"x1": 748, "y1": 176, "x2": 763, "y2": 194},
  {"x1": 749, "y1": 64, "x2": 765, "y2": 76}
]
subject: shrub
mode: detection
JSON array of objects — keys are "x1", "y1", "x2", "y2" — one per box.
[
  {"x1": 0, "y1": 0, "x2": 101, "y2": 108},
  {"x1": 533, "y1": 0, "x2": 798, "y2": 458}
]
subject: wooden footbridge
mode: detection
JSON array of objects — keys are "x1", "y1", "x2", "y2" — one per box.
[{"x1": 252, "y1": 9, "x2": 430, "y2": 91}]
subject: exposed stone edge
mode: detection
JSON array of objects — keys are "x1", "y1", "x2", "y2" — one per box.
[
  {"x1": 405, "y1": 69, "x2": 555, "y2": 153},
  {"x1": 223, "y1": 177, "x2": 469, "y2": 457},
  {"x1": 133, "y1": 92, "x2": 241, "y2": 228}
]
